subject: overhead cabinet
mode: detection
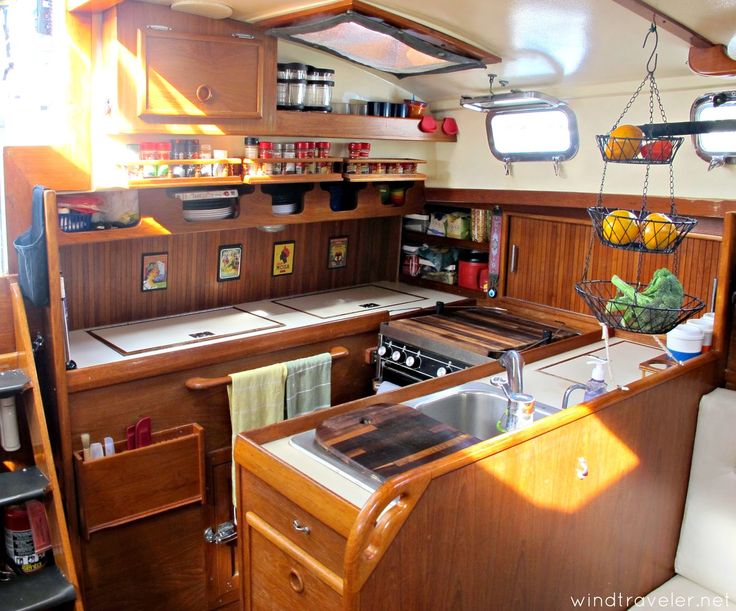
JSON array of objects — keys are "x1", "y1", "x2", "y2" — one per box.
[
  {"x1": 138, "y1": 29, "x2": 264, "y2": 120},
  {"x1": 100, "y1": 0, "x2": 276, "y2": 133}
]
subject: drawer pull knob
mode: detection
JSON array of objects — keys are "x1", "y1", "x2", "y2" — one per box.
[
  {"x1": 288, "y1": 569, "x2": 304, "y2": 593},
  {"x1": 292, "y1": 519, "x2": 311, "y2": 535},
  {"x1": 196, "y1": 85, "x2": 214, "y2": 103}
]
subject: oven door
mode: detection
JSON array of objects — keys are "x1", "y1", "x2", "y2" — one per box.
[{"x1": 379, "y1": 361, "x2": 434, "y2": 387}]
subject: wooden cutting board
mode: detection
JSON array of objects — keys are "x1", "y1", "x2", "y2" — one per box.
[
  {"x1": 315, "y1": 403, "x2": 480, "y2": 479},
  {"x1": 388, "y1": 308, "x2": 577, "y2": 357}
]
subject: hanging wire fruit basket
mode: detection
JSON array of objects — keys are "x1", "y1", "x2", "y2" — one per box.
[
  {"x1": 576, "y1": 22, "x2": 705, "y2": 334},
  {"x1": 575, "y1": 278, "x2": 704, "y2": 335},
  {"x1": 595, "y1": 134, "x2": 683, "y2": 165},
  {"x1": 587, "y1": 207, "x2": 696, "y2": 254}
]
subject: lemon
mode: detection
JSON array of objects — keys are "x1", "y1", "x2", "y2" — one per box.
[
  {"x1": 602, "y1": 209, "x2": 639, "y2": 245},
  {"x1": 642, "y1": 213, "x2": 677, "y2": 250},
  {"x1": 604, "y1": 125, "x2": 644, "y2": 161}
]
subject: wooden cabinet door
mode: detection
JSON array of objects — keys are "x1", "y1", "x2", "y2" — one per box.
[
  {"x1": 206, "y1": 449, "x2": 239, "y2": 610},
  {"x1": 504, "y1": 215, "x2": 590, "y2": 311},
  {"x1": 139, "y1": 29, "x2": 264, "y2": 120},
  {"x1": 103, "y1": 1, "x2": 276, "y2": 133}
]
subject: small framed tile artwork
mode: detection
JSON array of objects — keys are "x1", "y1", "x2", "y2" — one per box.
[
  {"x1": 218, "y1": 244, "x2": 242, "y2": 282},
  {"x1": 272, "y1": 241, "x2": 295, "y2": 276},
  {"x1": 141, "y1": 252, "x2": 168, "y2": 291},
  {"x1": 327, "y1": 236, "x2": 348, "y2": 269}
]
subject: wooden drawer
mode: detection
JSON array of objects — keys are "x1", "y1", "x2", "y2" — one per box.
[
  {"x1": 247, "y1": 516, "x2": 342, "y2": 611},
  {"x1": 74, "y1": 423, "x2": 205, "y2": 537},
  {"x1": 241, "y1": 471, "x2": 346, "y2": 576}
]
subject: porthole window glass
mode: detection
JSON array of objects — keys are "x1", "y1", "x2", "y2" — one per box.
[
  {"x1": 485, "y1": 107, "x2": 579, "y2": 162},
  {"x1": 691, "y1": 91, "x2": 736, "y2": 161}
]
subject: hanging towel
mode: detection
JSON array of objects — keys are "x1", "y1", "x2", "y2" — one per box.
[
  {"x1": 285, "y1": 353, "x2": 332, "y2": 418},
  {"x1": 228, "y1": 362, "x2": 287, "y2": 506}
]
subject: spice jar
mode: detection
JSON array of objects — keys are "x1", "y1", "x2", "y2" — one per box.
[
  {"x1": 276, "y1": 78, "x2": 289, "y2": 109},
  {"x1": 295, "y1": 141, "x2": 309, "y2": 174},
  {"x1": 258, "y1": 141, "x2": 273, "y2": 175},
  {"x1": 283, "y1": 143, "x2": 296, "y2": 174},
  {"x1": 140, "y1": 142, "x2": 157, "y2": 179},
  {"x1": 272, "y1": 142, "x2": 283, "y2": 175},
  {"x1": 155, "y1": 141, "x2": 171, "y2": 177}
]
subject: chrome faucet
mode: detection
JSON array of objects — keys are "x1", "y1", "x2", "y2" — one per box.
[
  {"x1": 498, "y1": 350, "x2": 524, "y2": 395},
  {"x1": 562, "y1": 383, "x2": 587, "y2": 409}
]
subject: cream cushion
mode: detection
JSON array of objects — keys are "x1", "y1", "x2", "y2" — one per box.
[
  {"x1": 675, "y1": 388, "x2": 736, "y2": 599},
  {"x1": 630, "y1": 575, "x2": 729, "y2": 609},
  {"x1": 629, "y1": 387, "x2": 736, "y2": 610}
]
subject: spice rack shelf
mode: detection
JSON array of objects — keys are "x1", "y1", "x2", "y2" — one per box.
[
  {"x1": 403, "y1": 230, "x2": 489, "y2": 252},
  {"x1": 122, "y1": 158, "x2": 244, "y2": 189},
  {"x1": 242, "y1": 156, "x2": 344, "y2": 184},
  {"x1": 345, "y1": 173, "x2": 426, "y2": 183}
]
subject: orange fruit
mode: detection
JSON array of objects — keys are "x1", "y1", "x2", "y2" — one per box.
[
  {"x1": 602, "y1": 209, "x2": 639, "y2": 245},
  {"x1": 641, "y1": 213, "x2": 677, "y2": 250},
  {"x1": 604, "y1": 125, "x2": 644, "y2": 160}
]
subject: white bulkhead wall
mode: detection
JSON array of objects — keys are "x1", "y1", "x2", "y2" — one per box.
[{"x1": 432, "y1": 77, "x2": 735, "y2": 199}]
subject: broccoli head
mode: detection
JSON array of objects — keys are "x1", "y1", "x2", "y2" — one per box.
[{"x1": 605, "y1": 268, "x2": 684, "y2": 333}]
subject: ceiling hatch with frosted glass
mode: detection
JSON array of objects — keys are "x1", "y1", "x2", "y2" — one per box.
[{"x1": 262, "y1": 1, "x2": 499, "y2": 78}]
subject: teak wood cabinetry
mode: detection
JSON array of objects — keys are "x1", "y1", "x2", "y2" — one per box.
[
  {"x1": 100, "y1": 0, "x2": 276, "y2": 133},
  {"x1": 236, "y1": 354, "x2": 720, "y2": 610}
]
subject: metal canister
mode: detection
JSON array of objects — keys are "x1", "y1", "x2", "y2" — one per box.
[{"x1": 4, "y1": 505, "x2": 46, "y2": 574}]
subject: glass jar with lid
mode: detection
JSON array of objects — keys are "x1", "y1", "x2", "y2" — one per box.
[
  {"x1": 304, "y1": 80, "x2": 334, "y2": 111},
  {"x1": 287, "y1": 79, "x2": 306, "y2": 110}
]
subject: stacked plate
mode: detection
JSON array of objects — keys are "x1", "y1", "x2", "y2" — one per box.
[{"x1": 182, "y1": 198, "x2": 236, "y2": 222}]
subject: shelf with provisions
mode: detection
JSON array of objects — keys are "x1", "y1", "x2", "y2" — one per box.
[
  {"x1": 55, "y1": 181, "x2": 426, "y2": 246},
  {"x1": 402, "y1": 230, "x2": 490, "y2": 252}
]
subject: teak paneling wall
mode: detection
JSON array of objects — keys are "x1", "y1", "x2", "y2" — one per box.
[
  {"x1": 59, "y1": 217, "x2": 400, "y2": 329},
  {"x1": 505, "y1": 214, "x2": 720, "y2": 314}
]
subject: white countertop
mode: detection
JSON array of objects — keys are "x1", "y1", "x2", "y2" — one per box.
[
  {"x1": 68, "y1": 281, "x2": 466, "y2": 368},
  {"x1": 262, "y1": 337, "x2": 665, "y2": 508}
]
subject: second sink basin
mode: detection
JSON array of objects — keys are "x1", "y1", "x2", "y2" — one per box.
[{"x1": 406, "y1": 383, "x2": 560, "y2": 440}]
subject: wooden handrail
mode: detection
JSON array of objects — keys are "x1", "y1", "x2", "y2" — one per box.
[{"x1": 184, "y1": 346, "x2": 349, "y2": 390}]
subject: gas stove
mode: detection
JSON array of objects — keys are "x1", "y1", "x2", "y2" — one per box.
[{"x1": 376, "y1": 304, "x2": 579, "y2": 386}]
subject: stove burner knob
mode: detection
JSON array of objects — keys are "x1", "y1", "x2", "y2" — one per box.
[
  {"x1": 390, "y1": 349, "x2": 404, "y2": 362},
  {"x1": 377, "y1": 345, "x2": 388, "y2": 357},
  {"x1": 405, "y1": 355, "x2": 421, "y2": 368},
  {"x1": 436, "y1": 366, "x2": 448, "y2": 377}
]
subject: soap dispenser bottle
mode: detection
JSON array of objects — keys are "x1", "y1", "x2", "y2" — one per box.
[{"x1": 583, "y1": 358, "x2": 608, "y2": 402}]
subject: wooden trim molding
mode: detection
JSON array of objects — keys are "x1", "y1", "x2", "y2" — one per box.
[
  {"x1": 688, "y1": 45, "x2": 736, "y2": 77},
  {"x1": 425, "y1": 188, "x2": 736, "y2": 220},
  {"x1": 610, "y1": 0, "x2": 713, "y2": 48}
]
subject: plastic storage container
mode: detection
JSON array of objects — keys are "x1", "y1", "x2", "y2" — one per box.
[
  {"x1": 403, "y1": 214, "x2": 430, "y2": 233},
  {"x1": 458, "y1": 251, "x2": 489, "y2": 290},
  {"x1": 666, "y1": 324, "x2": 703, "y2": 361}
]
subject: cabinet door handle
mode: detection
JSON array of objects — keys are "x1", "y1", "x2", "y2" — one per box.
[
  {"x1": 288, "y1": 569, "x2": 305, "y2": 593},
  {"x1": 292, "y1": 519, "x2": 311, "y2": 535},
  {"x1": 196, "y1": 85, "x2": 214, "y2": 103},
  {"x1": 510, "y1": 244, "x2": 519, "y2": 273}
]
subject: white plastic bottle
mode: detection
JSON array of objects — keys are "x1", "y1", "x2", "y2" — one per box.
[
  {"x1": 0, "y1": 396, "x2": 21, "y2": 451},
  {"x1": 583, "y1": 359, "x2": 608, "y2": 402}
]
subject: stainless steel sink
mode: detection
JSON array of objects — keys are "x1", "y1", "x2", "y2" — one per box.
[{"x1": 406, "y1": 383, "x2": 560, "y2": 440}]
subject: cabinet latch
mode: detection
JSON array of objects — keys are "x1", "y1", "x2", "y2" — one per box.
[{"x1": 204, "y1": 521, "x2": 237, "y2": 544}]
